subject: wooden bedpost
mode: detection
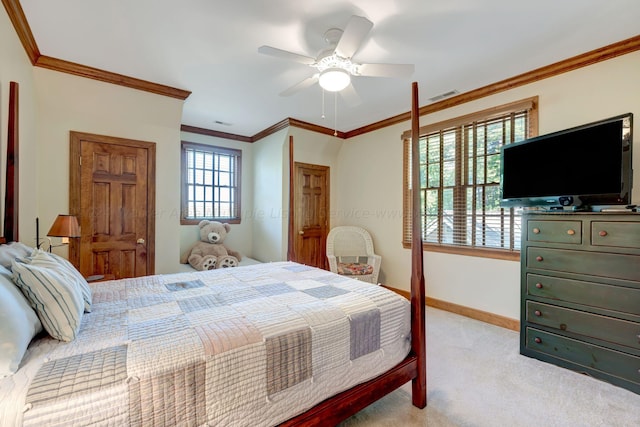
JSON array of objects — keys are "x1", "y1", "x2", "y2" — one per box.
[
  {"x1": 4, "y1": 81, "x2": 19, "y2": 242},
  {"x1": 410, "y1": 81, "x2": 427, "y2": 408},
  {"x1": 287, "y1": 135, "x2": 295, "y2": 261}
]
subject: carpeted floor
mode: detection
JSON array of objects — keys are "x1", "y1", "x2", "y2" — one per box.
[{"x1": 340, "y1": 307, "x2": 640, "y2": 427}]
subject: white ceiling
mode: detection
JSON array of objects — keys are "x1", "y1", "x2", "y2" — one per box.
[{"x1": 19, "y1": 0, "x2": 640, "y2": 137}]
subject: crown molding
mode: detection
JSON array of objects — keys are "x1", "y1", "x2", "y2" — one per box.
[
  {"x1": 36, "y1": 56, "x2": 191, "y2": 100},
  {"x1": 180, "y1": 125, "x2": 253, "y2": 142},
  {"x1": 345, "y1": 34, "x2": 640, "y2": 139},
  {"x1": 3, "y1": 0, "x2": 190, "y2": 100},
  {"x1": 2, "y1": 0, "x2": 39, "y2": 64},
  {"x1": 183, "y1": 118, "x2": 346, "y2": 142}
]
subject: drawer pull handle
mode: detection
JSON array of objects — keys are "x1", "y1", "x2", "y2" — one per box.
[
  {"x1": 536, "y1": 256, "x2": 543, "y2": 262},
  {"x1": 567, "y1": 229, "x2": 575, "y2": 236},
  {"x1": 534, "y1": 337, "x2": 542, "y2": 344},
  {"x1": 599, "y1": 230, "x2": 608, "y2": 237},
  {"x1": 532, "y1": 228, "x2": 540, "y2": 234},
  {"x1": 535, "y1": 283, "x2": 543, "y2": 289},
  {"x1": 534, "y1": 310, "x2": 542, "y2": 317}
]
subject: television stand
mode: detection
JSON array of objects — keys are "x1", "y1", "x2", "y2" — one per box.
[{"x1": 520, "y1": 211, "x2": 640, "y2": 394}]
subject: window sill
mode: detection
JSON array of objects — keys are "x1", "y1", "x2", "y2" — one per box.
[
  {"x1": 181, "y1": 218, "x2": 241, "y2": 225},
  {"x1": 402, "y1": 242, "x2": 520, "y2": 261}
]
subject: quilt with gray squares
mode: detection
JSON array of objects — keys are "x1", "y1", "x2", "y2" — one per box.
[{"x1": 19, "y1": 262, "x2": 410, "y2": 427}]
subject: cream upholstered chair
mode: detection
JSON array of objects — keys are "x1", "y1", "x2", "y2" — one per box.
[{"x1": 326, "y1": 226, "x2": 381, "y2": 284}]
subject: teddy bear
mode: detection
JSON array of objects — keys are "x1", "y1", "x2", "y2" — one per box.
[{"x1": 180, "y1": 220, "x2": 242, "y2": 270}]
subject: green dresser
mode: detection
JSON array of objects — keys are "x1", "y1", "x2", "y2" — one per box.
[{"x1": 521, "y1": 212, "x2": 640, "y2": 394}]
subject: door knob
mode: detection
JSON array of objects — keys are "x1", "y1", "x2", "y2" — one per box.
[
  {"x1": 137, "y1": 238, "x2": 145, "y2": 244},
  {"x1": 298, "y1": 230, "x2": 304, "y2": 235}
]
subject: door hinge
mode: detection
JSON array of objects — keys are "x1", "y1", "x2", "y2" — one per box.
[{"x1": 79, "y1": 156, "x2": 82, "y2": 166}]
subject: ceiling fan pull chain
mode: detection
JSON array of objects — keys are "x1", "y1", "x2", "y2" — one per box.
[{"x1": 321, "y1": 89, "x2": 326, "y2": 119}]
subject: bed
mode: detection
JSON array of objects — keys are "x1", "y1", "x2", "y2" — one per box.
[{"x1": 0, "y1": 82, "x2": 426, "y2": 426}]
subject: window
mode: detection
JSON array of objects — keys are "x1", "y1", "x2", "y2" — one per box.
[
  {"x1": 402, "y1": 97, "x2": 538, "y2": 259},
  {"x1": 181, "y1": 142, "x2": 241, "y2": 224}
]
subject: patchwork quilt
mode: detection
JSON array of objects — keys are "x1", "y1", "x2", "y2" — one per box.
[{"x1": 0, "y1": 262, "x2": 410, "y2": 427}]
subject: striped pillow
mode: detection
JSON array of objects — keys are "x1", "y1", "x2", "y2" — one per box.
[
  {"x1": 47, "y1": 252, "x2": 92, "y2": 312},
  {"x1": 11, "y1": 251, "x2": 84, "y2": 342}
]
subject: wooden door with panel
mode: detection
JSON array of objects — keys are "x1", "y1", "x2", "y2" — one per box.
[
  {"x1": 292, "y1": 162, "x2": 329, "y2": 269},
  {"x1": 70, "y1": 132, "x2": 156, "y2": 279}
]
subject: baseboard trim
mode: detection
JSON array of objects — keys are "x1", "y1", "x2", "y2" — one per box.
[{"x1": 382, "y1": 285, "x2": 520, "y2": 332}]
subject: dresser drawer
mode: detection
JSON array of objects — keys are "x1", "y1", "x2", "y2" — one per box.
[
  {"x1": 527, "y1": 247, "x2": 640, "y2": 282},
  {"x1": 526, "y1": 301, "x2": 640, "y2": 351},
  {"x1": 527, "y1": 274, "x2": 640, "y2": 315},
  {"x1": 527, "y1": 220, "x2": 582, "y2": 244},
  {"x1": 592, "y1": 221, "x2": 640, "y2": 249},
  {"x1": 525, "y1": 327, "x2": 640, "y2": 386}
]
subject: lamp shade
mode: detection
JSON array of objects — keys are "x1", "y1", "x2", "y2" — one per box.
[
  {"x1": 47, "y1": 215, "x2": 80, "y2": 238},
  {"x1": 318, "y1": 68, "x2": 351, "y2": 92}
]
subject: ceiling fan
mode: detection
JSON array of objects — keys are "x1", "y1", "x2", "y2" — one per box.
[{"x1": 258, "y1": 15, "x2": 415, "y2": 99}]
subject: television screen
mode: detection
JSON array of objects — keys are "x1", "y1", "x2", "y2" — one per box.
[{"x1": 500, "y1": 113, "x2": 633, "y2": 209}]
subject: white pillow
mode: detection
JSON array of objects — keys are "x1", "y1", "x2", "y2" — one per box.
[
  {"x1": 47, "y1": 252, "x2": 92, "y2": 312},
  {"x1": 12, "y1": 250, "x2": 85, "y2": 342},
  {"x1": 0, "y1": 265, "x2": 43, "y2": 377},
  {"x1": 0, "y1": 241, "x2": 32, "y2": 269}
]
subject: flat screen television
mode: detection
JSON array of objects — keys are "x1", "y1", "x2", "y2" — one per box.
[{"x1": 500, "y1": 113, "x2": 633, "y2": 209}]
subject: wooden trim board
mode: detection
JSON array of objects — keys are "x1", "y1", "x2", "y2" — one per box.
[{"x1": 383, "y1": 285, "x2": 520, "y2": 332}]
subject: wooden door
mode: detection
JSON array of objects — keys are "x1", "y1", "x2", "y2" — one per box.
[
  {"x1": 70, "y1": 132, "x2": 155, "y2": 279},
  {"x1": 292, "y1": 162, "x2": 329, "y2": 269}
]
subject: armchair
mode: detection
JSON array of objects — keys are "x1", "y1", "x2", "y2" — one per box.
[{"x1": 326, "y1": 226, "x2": 381, "y2": 284}]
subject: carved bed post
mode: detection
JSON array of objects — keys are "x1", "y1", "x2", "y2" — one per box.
[
  {"x1": 410, "y1": 81, "x2": 427, "y2": 407},
  {"x1": 4, "y1": 81, "x2": 19, "y2": 242},
  {"x1": 287, "y1": 135, "x2": 295, "y2": 261}
]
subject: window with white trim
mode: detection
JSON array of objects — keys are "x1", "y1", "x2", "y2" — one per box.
[{"x1": 181, "y1": 142, "x2": 241, "y2": 224}]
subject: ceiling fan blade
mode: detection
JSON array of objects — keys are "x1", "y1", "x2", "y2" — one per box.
[
  {"x1": 280, "y1": 75, "x2": 319, "y2": 96},
  {"x1": 334, "y1": 15, "x2": 373, "y2": 59},
  {"x1": 358, "y1": 63, "x2": 415, "y2": 78},
  {"x1": 340, "y1": 83, "x2": 362, "y2": 107},
  {"x1": 258, "y1": 45, "x2": 316, "y2": 65}
]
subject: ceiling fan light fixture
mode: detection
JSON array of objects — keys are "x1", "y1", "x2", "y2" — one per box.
[{"x1": 318, "y1": 68, "x2": 351, "y2": 92}]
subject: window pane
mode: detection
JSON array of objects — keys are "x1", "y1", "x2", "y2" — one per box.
[
  {"x1": 419, "y1": 141, "x2": 427, "y2": 163},
  {"x1": 475, "y1": 156, "x2": 485, "y2": 184},
  {"x1": 442, "y1": 131, "x2": 456, "y2": 160},
  {"x1": 475, "y1": 132, "x2": 485, "y2": 156},
  {"x1": 443, "y1": 160, "x2": 455, "y2": 187},
  {"x1": 427, "y1": 136, "x2": 440, "y2": 162},
  {"x1": 219, "y1": 155, "x2": 230, "y2": 171},
  {"x1": 195, "y1": 185, "x2": 204, "y2": 201},
  {"x1": 486, "y1": 154, "x2": 501, "y2": 184},
  {"x1": 219, "y1": 172, "x2": 230, "y2": 187},
  {"x1": 204, "y1": 153, "x2": 213, "y2": 170},
  {"x1": 195, "y1": 152, "x2": 204, "y2": 169},
  {"x1": 181, "y1": 143, "x2": 241, "y2": 222}
]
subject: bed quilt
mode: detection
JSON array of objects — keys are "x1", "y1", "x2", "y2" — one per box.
[{"x1": 0, "y1": 262, "x2": 410, "y2": 427}]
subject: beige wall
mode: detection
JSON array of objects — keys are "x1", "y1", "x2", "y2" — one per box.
[
  {"x1": 336, "y1": 51, "x2": 640, "y2": 320},
  {"x1": 0, "y1": 8, "x2": 38, "y2": 244},
  {"x1": 251, "y1": 128, "x2": 288, "y2": 261},
  {"x1": 33, "y1": 69, "x2": 185, "y2": 273},
  {"x1": 288, "y1": 127, "x2": 343, "y2": 229},
  {"x1": 178, "y1": 131, "x2": 254, "y2": 261}
]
